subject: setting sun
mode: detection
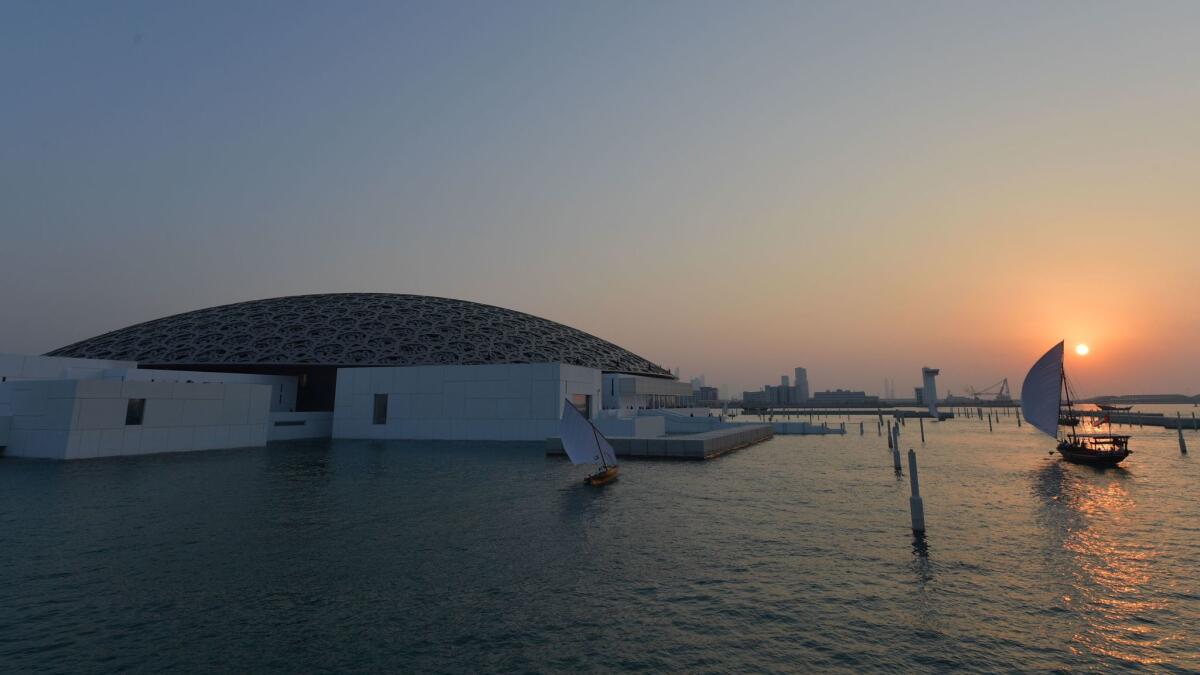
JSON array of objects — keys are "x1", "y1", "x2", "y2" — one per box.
[{"x1": 1076, "y1": 343, "x2": 1090, "y2": 356}]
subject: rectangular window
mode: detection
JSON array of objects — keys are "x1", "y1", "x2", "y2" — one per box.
[
  {"x1": 373, "y1": 394, "x2": 388, "y2": 425},
  {"x1": 569, "y1": 393, "x2": 591, "y2": 419},
  {"x1": 125, "y1": 398, "x2": 146, "y2": 426}
]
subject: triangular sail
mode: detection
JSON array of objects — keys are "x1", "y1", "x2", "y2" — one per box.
[
  {"x1": 560, "y1": 400, "x2": 617, "y2": 467},
  {"x1": 1021, "y1": 341, "x2": 1064, "y2": 439}
]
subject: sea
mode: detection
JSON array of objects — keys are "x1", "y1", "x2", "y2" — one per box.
[{"x1": 2, "y1": 405, "x2": 1198, "y2": 672}]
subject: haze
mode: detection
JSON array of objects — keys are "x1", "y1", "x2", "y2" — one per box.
[{"x1": 3, "y1": 1, "x2": 1198, "y2": 397}]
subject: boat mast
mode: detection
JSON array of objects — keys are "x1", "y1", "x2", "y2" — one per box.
[
  {"x1": 1061, "y1": 366, "x2": 1077, "y2": 441},
  {"x1": 589, "y1": 419, "x2": 610, "y2": 470}
]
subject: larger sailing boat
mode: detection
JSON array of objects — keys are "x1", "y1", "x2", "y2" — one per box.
[
  {"x1": 560, "y1": 400, "x2": 620, "y2": 485},
  {"x1": 1021, "y1": 341, "x2": 1131, "y2": 466}
]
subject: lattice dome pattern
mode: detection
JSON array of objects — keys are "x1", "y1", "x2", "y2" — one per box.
[{"x1": 46, "y1": 294, "x2": 672, "y2": 377}]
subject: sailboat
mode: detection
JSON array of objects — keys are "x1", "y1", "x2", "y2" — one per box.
[
  {"x1": 559, "y1": 400, "x2": 620, "y2": 486},
  {"x1": 1021, "y1": 341, "x2": 1131, "y2": 466}
]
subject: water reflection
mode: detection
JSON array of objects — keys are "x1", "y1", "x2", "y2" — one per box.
[{"x1": 1033, "y1": 461, "x2": 1169, "y2": 665}]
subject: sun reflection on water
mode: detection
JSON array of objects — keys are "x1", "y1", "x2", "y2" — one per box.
[{"x1": 1041, "y1": 466, "x2": 1174, "y2": 665}]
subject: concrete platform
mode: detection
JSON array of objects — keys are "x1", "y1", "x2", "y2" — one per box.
[{"x1": 547, "y1": 424, "x2": 773, "y2": 460}]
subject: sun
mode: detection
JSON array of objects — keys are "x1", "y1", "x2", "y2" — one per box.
[{"x1": 1075, "y1": 343, "x2": 1089, "y2": 356}]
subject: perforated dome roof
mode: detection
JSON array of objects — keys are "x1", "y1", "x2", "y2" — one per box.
[{"x1": 46, "y1": 293, "x2": 672, "y2": 378}]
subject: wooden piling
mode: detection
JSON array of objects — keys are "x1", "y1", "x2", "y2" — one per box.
[{"x1": 908, "y1": 449, "x2": 925, "y2": 533}]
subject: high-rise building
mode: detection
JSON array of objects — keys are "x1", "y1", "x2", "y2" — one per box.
[{"x1": 794, "y1": 367, "x2": 809, "y2": 402}]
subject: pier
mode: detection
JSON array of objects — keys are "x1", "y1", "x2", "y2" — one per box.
[{"x1": 548, "y1": 424, "x2": 773, "y2": 460}]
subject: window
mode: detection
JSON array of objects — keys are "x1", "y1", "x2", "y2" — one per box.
[
  {"x1": 125, "y1": 398, "x2": 146, "y2": 426},
  {"x1": 373, "y1": 394, "x2": 388, "y2": 425},
  {"x1": 569, "y1": 393, "x2": 591, "y2": 419}
]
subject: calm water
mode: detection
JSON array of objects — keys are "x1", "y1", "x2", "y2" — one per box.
[{"x1": 2, "y1": 407, "x2": 1199, "y2": 672}]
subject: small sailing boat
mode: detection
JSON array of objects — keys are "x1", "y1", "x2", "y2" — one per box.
[
  {"x1": 1021, "y1": 341, "x2": 1131, "y2": 466},
  {"x1": 559, "y1": 399, "x2": 620, "y2": 486}
]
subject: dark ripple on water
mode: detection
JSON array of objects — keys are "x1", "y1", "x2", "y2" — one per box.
[{"x1": 1, "y1": 419, "x2": 1198, "y2": 672}]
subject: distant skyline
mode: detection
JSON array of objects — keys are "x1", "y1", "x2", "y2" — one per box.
[{"x1": 3, "y1": 1, "x2": 1199, "y2": 397}]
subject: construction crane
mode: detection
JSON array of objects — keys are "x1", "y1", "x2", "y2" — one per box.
[{"x1": 966, "y1": 378, "x2": 1011, "y2": 402}]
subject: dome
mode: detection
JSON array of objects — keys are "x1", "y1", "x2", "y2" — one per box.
[{"x1": 46, "y1": 293, "x2": 672, "y2": 378}]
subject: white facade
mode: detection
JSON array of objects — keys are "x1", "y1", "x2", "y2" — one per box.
[
  {"x1": 0, "y1": 353, "x2": 136, "y2": 383},
  {"x1": 922, "y1": 367, "x2": 940, "y2": 416},
  {"x1": 2, "y1": 378, "x2": 270, "y2": 460},
  {"x1": 601, "y1": 373, "x2": 695, "y2": 410},
  {"x1": 333, "y1": 363, "x2": 601, "y2": 441}
]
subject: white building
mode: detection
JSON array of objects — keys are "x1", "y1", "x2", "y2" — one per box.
[{"x1": 2, "y1": 293, "x2": 686, "y2": 459}]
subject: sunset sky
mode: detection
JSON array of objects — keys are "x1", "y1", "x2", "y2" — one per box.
[{"x1": 3, "y1": 1, "x2": 1198, "y2": 397}]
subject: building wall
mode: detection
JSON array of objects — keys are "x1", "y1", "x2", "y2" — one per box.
[
  {"x1": 1, "y1": 378, "x2": 270, "y2": 459},
  {"x1": 118, "y1": 368, "x2": 298, "y2": 412},
  {"x1": 0, "y1": 353, "x2": 136, "y2": 384},
  {"x1": 601, "y1": 373, "x2": 693, "y2": 410},
  {"x1": 267, "y1": 411, "x2": 333, "y2": 441},
  {"x1": 333, "y1": 363, "x2": 602, "y2": 441}
]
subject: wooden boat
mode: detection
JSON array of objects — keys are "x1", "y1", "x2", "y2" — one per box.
[
  {"x1": 1021, "y1": 341, "x2": 1132, "y2": 467},
  {"x1": 585, "y1": 466, "x2": 620, "y2": 486},
  {"x1": 559, "y1": 399, "x2": 620, "y2": 486},
  {"x1": 1095, "y1": 403, "x2": 1133, "y2": 412}
]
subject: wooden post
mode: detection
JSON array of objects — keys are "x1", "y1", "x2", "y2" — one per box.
[
  {"x1": 887, "y1": 421, "x2": 893, "y2": 449},
  {"x1": 919, "y1": 416, "x2": 925, "y2": 443},
  {"x1": 1179, "y1": 413, "x2": 1188, "y2": 454},
  {"x1": 860, "y1": 421, "x2": 864, "y2": 435},
  {"x1": 908, "y1": 449, "x2": 925, "y2": 533},
  {"x1": 1016, "y1": 409, "x2": 1022, "y2": 427},
  {"x1": 988, "y1": 413, "x2": 993, "y2": 432}
]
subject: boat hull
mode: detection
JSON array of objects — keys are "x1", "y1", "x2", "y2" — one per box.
[
  {"x1": 585, "y1": 466, "x2": 619, "y2": 486},
  {"x1": 1056, "y1": 442, "x2": 1129, "y2": 467}
]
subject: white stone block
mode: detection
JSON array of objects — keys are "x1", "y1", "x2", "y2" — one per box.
[
  {"x1": 144, "y1": 398, "x2": 183, "y2": 427},
  {"x1": 98, "y1": 429, "x2": 124, "y2": 455},
  {"x1": 530, "y1": 363, "x2": 559, "y2": 381},
  {"x1": 227, "y1": 425, "x2": 251, "y2": 448},
  {"x1": 247, "y1": 424, "x2": 267, "y2": 446},
  {"x1": 369, "y1": 367, "x2": 392, "y2": 393},
  {"x1": 464, "y1": 398, "x2": 497, "y2": 419},
  {"x1": 78, "y1": 429, "x2": 102, "y2": 457},
  {"x1": 121, "y1": 381, "x2": 153, "y2": 399},
  {"x1": 168, "y1": 427, "x2": 194, "y2": 452},
  {"x1": 77, "y1": 398, "x2": 127, "y2": 430},
  {"x1": 76, "y1": 379, "x2": 123, "y2": 399},
  {"x1": 413, "y1": 394, "x2": 442, "y2": 418},
  {"x1": 122, "y1": 428, "x2": 143, "y2": 455},
  {"x1": 182, "y1": 399, "x2": 222, "y2": 426},
  {"x1": 416, "y1": 367, "x2": 444, "y2": 394},
  {"x1": 247, "y1": 386, "x2": 270, "y2": 422},
  {"x1": 497, "y1": 398, "x2": 530, "y2": 419},
  {"x1": 141, "y1": 428, "x2": 171, "y2": 454}
]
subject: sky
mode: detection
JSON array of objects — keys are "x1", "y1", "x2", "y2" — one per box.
[{"x1": 3, "y1": 0, "x2": 1199, "y2": 398}]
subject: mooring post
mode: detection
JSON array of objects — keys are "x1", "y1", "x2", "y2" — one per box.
[
  {"x1": 908, "y1": 449, "x2": 925, "y2": 533},
  {"x1": 892, "y1": 442, "x2": 902, "y2": 472},
  {"x1": 919, "y1": 416, "x2": 925, "y2": 443},
  {"x1": 988, "y1": 413, "x2": 993, "y2": 432},
  {"x1": 1179, "y1": 413, "x2": 1188, "y2": 454},
  {"x1": 887, "y1": 421, "x2": 893, "y2": 448},
  {"x1": 900, "y1": 415, "x2": 906, "y2": 427},
  {"x1": 877, "y1": 421, "x2": 882, "y2": 436},
  {"x1": 1193, "y1": 412, "x2": 1197, "y2": 431},
  {"x1": 860, "y1": 421, "x2": 864, "y2": 435},
  {"x1": 1016, "y1": 409, "x2": 1022, "y2": 427}
]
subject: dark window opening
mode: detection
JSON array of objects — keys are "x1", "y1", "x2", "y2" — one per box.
[
  {"x1": 273, "y1": 420, "x2": 306, "y2": 427},
  {"x1": 373, "y1": 394, "x2": 388, "y2": 425},
  {"x1": 125, "y1": 398, "x2": 146, "y2": 426}
]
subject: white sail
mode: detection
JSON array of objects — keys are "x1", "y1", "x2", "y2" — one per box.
[
  {"x1": 1021, "y1": 341, "x2": 1063, "y2": 439},
  {"x1": 559, "y1": 400, "x2": 617, "y2": 467}
]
